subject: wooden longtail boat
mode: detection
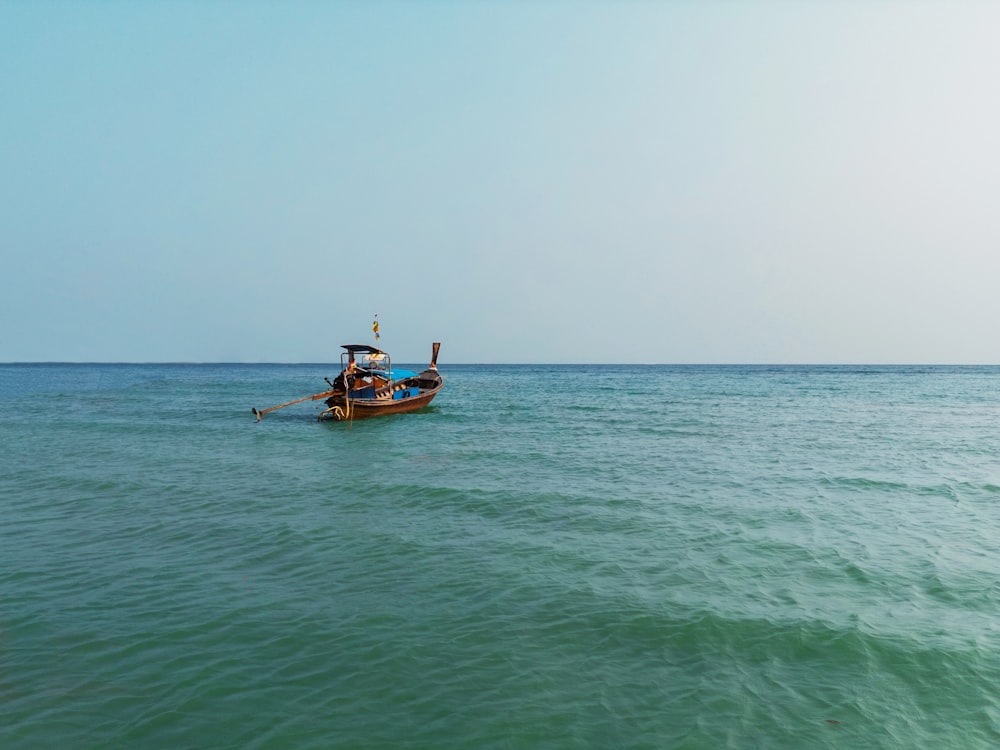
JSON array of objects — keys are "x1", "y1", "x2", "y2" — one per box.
[{"x1": 253, "y1": 342, "x2": 443, "y2": 422}]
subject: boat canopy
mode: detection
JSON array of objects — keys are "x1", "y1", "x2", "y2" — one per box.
[{"x1": 341, "y1": 344, "x2": 385, "y2": 354}]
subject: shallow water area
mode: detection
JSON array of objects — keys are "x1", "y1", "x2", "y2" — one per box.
[{"x1": 2, "y1": 363, "x2": 1000, "y2": 748}]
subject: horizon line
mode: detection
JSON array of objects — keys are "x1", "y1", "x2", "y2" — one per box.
[{"x1": 3, "y1": 361, "x2": 999, "y2": 368}]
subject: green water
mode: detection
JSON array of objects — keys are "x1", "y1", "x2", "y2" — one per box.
[{"x1": 2, "y1": 364, "x2": 999, "y2": 748}]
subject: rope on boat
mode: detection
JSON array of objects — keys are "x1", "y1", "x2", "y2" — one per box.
[
  {"x1": 345, "y1": 376, "x2": 353, "y2": 422},
  {"x1": 318, "y1": 372, "x2": 352, "y2": 422},
  {"x1": 320, "y1": 404, "x2": 345, "y2": 420}
]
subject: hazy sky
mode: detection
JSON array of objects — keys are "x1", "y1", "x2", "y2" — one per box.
[{"x1": 3, "y1": 1, "x2": 998, "y2": 364}]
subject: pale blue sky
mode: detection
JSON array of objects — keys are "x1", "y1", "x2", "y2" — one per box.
[{"x1": 2, "y1": 1, "x2": 998, "y2": 363}]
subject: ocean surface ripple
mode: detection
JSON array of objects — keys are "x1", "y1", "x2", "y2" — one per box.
[{"x1": 2, "y1": 363, "x2": 1000, "y2": 748}]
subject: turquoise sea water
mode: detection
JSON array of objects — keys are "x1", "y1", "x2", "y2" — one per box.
[{"x1": 2, "y1": 363, "x2": 1000, "y2": 749}]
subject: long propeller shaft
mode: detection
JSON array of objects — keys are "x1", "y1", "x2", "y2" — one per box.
[{"x1": 253, "y1": 389, "x2": 336, "y2": 421}]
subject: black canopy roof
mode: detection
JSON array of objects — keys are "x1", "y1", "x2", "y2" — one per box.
[{"x1": 341, "y1": 344, "x2": 385, "y2": 354}]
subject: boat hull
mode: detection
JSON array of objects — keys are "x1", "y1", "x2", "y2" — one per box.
[
  {"x1": 318, "y1": 369, "x2": 443, "y2": 422},
  {"x1": 319, "y1": 387, "x2": 441, "y2": 421}
]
